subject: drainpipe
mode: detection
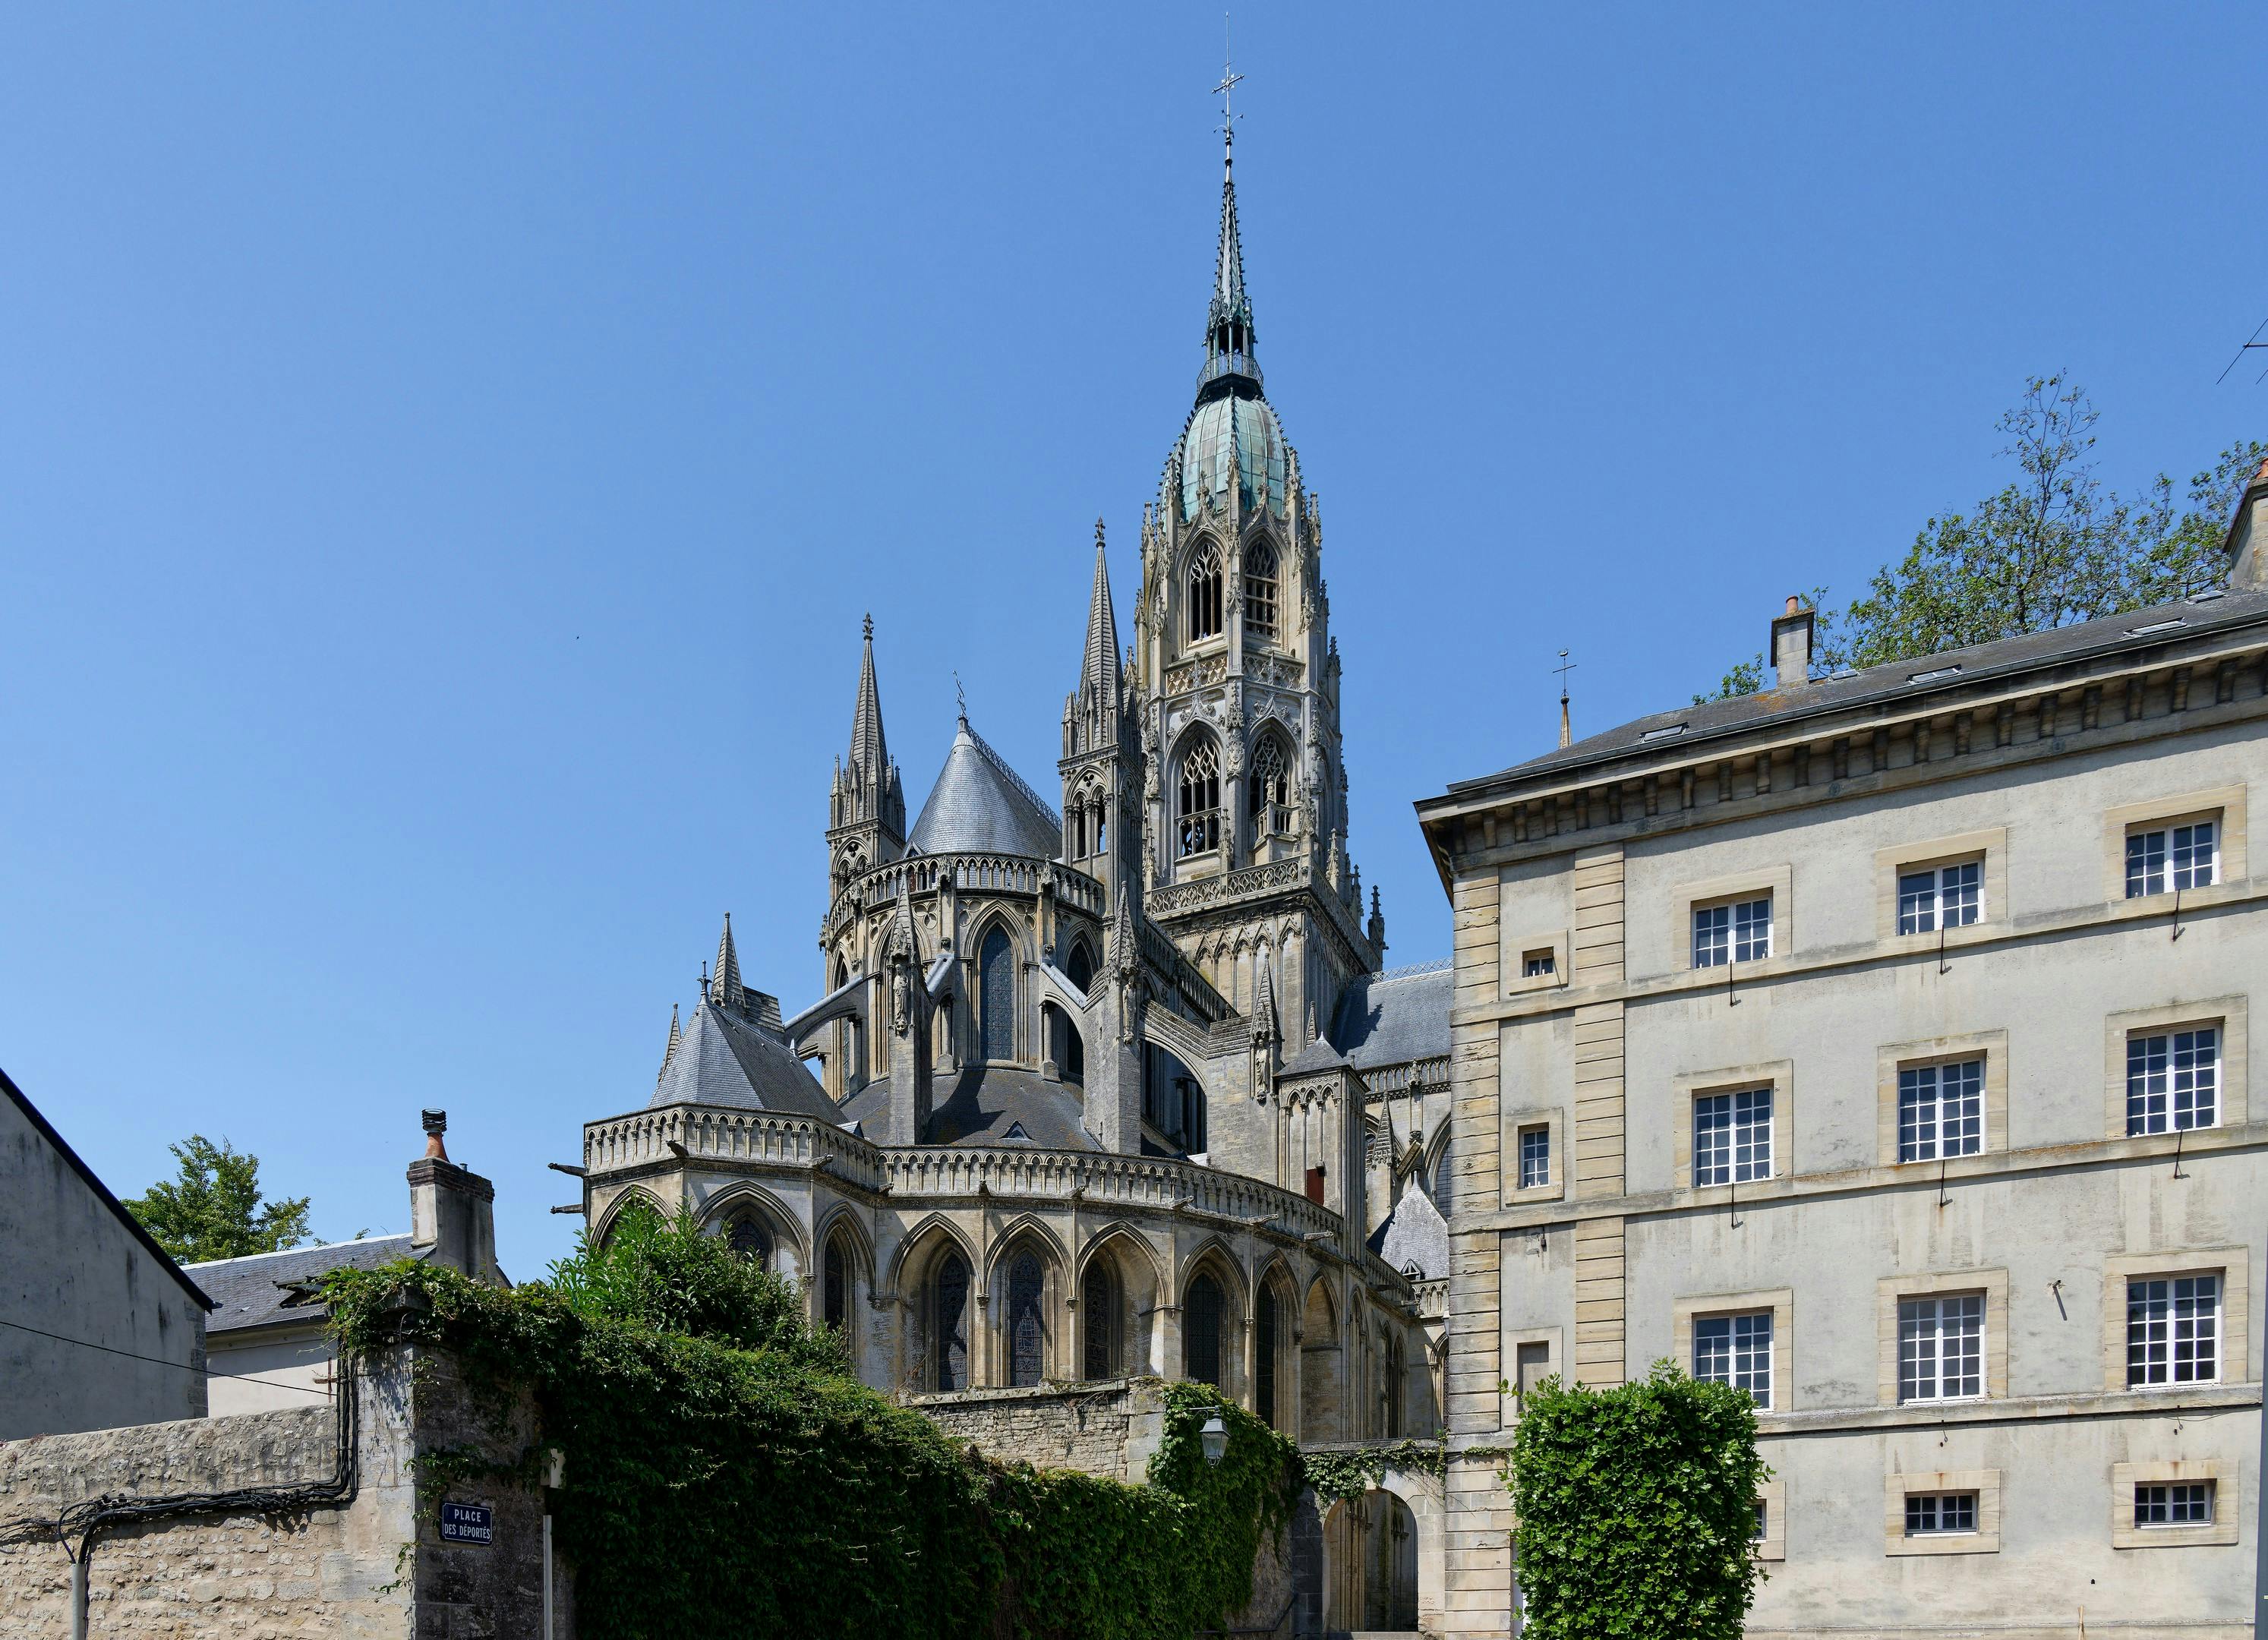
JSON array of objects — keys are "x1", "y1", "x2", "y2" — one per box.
[
  {"x1": 544, "y1": 1448, "x2": 565, "y2": 1640},
  {"x1": 70, "y1": 1554, "x2": 88, "y2": 1640}
]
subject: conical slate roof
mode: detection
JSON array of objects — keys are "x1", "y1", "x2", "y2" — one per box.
[
  {"x1": 908, "y1": 717, "x2": 1061, "y2": 859},
  {"x1": 648, "y1": 998, "x2": 837, "y2": 1118}
]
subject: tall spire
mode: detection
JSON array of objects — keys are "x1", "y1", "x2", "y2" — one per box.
[
  {"x1": 1081, "y1": 519, "x2": 1121, "y2": 711},
  {"x1": 713, "y1": 913, "x2": 745, "y2": 1013},
  {"x1": 850, "y1": 613, "x2": 889, "y2": 781},
  {"x1": 1200, "y1": 39, "x2": 1259, "y2": 400}
]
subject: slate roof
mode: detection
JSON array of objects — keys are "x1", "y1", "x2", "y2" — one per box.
[
  {"x1": 1330, "y1": 960, "x2": 1453, "y2": 1071},
  {"x1": 908, "y1": 718, "x2": 1062, "y2": 859},
  {"x1": 188, "y1": 1235, "x2": 417, "y2": 1336},
  {"x1": 1448, "y1": 587, "x2": 2268, "y2": 796},
  {"x1": 840, "y1": 1064, "x2": 1099, "y2": 1150},
  {"x1": 1370, "y1": 1179, "x2": 1449, "y2": 1282},
  {"x1": 1277, "y1": 1035, "x2": 1348, "y2": 1077},
  {"x1": 649, "y1": 998, "x2": 839, "y2": 1119}
]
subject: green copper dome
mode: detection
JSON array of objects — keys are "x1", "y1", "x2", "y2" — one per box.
[{"x1": 1175, "y1": 390, "x2": 1289, "y2": 521}]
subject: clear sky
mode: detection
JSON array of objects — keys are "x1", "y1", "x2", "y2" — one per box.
[{"x1": 3, "y1": 5, "x2": 2262, "y2": 1279}]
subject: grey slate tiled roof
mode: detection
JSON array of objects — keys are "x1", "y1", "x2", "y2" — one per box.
[
  {"x1": 1449, "y1": 587, "x2": 2268, "y2": 795},
  {"x1": 1369, "y1": 1179, "x2": 1449, "y2": 1282},
  {"x1": 188, "y1": 1235, "x2": 417, "y2": 1336},
  {"x1": 907, "y1": 718, "x2": 1063, "y2": 859},
  {"x1": 840, "y1": 1064, "x2": 1099, "y2": 1150},
  {"x1": 648, "y1": 998, "x2": 839, "y2": 1119},
  {"x1": 1277, "y1": 1035, "x2": 1348, "y2": 1077},
  {"x1": 1330, "y1": 960, "x2": 1453, "y2": 1071}
]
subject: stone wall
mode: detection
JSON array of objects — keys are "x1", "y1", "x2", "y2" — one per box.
[
  {"x1": 908, "y1": 1377, "x2": 1164, "y2": 1480},
  {"x1": 0, "y1": 1348, "x2": 568, "y2": 1640}
]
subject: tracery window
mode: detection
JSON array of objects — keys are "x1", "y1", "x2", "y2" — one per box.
[
  {"x1": 726, "y1": 1213, "x2": 772, "y2": 1269},
  {"x1": 980, "y1": 927, "x2": 1014, "y2": 1061},
  {"x1": 1007, "y1": 1252, "x2": 1046, "y2": 1388},
  {"x1": 1178, "y1": 738, "x2": 1222, "y2": 858},
  {"x1": 933, "y1": 1250, "x2": 971, "y2": 1391},
  {"x1": 1185, "y1": 1270, "x2": 1226, "y2": 1388},
  {"x1": 1247, "y1": 736, "x2": 1291, "y2": 840},
  {"x1": 1187, "y1": 544, "x2": 1223, "y2": 643},
  {"x1": 1082, "y1": 1263, "x2": 1116, "y2": 1380},
  {"x1": 1242, "y1": 539, "x2": 1277, "y2": 645}
]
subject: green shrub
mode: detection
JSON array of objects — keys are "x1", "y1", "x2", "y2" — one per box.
[
  {"x1": 1508, "y1": 1362, "x2": 1768, "y2": 1640},
  {"x1": 326, "y1": 1210, "x2": 1295, "y2": 1640}
]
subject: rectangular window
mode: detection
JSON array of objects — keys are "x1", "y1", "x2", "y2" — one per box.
[
  {"x1": 1904, "y1": 1492, "x2": 1978, "y2": 1536},
  {"x1": 1517, "y1": 1124, "x2": 1550, "y2": 1191},
  {"x1": 1897, "y1": 1294, "x2": 1984, "y2": 1402},
  {"x1": 1693, "y1": 896, "x2": 1772, "y2": 968},
  {"x1": 2127, "y1": 820, "x2": 2219, "y2": 898},
  {"x1": 2125, "y1": 1027, "x2": 2220, "y2": 1135},
  {"x1": 1693, "y1": 1088, "x2": 1773, "y2": 1186},
  {"x1": 1522, "y1": 949, "x2": 1557, "y2": 978},
  {"x1": 1514, "y1": 1339, "x2": 1550, "y2": 1402},
  {"x1": 1692, "y1": 1312, "x2": 1774, "y2": 1408},
  {"x1": 2127, "y1": 1275, "x2": 2221, "y2": 1386},
  {"x1": 1752, "y1": 1500, "x2": 1768, "y2": 1542},
  {"x1": 1897, "y1": 860, "x2": 1982, "y2": 935},
  {"x1": 1897, "y1": 1059, "x2": 1984, "y2": 1162},
  {"x1": 2134, "y1": 1481, "x2": 2214, "y2": 1526}
]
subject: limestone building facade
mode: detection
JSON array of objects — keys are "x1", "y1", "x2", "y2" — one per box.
[
  {"x1": 1416, "y1": 461, "x2": 2268, "y2": 1636},
  {"x1": 573, "y1": 132, "x2": 1453, "y2": 1577}
]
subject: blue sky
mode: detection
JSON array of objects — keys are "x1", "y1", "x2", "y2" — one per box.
[{"x1": 2, "y1": 5, "x2": 2261, "y2": 1277}]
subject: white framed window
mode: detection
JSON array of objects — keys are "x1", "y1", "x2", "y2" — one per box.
[
  {"x1": 2128, "y1": 1274, "x2": 2220, "y2": 1386},
  {"x1": 1693, "y1": 1087, "x2": 1772, "y2": 1185},
  {"x1": 1904, "y1": 1492, "x2": 1977, "y2": 1537},
  {"x1": 2134, "y1": 1481, "x2": 2214, "y2": 1527},
  {"x1": 2126, "y1": 1027, "x2": 2219, "y2": 1135},
  {"x1": 1517, "y1": 1124, "x2": 1550, "y2": 1191},
  {"x1": 1522, "y1": 948, "x2": 1556, "y2": 978},
  {"x1": 1897, "y1": 1293, "x2": 1983, "y2": 1402},
  {"x1": 1897, "y1": 860, "x2": 1981, "y2": 935},
  {"x1": 2126, "y1": 819, "x2": 2219, "y2": 898},
  {"x1": 1694, "y1": 897, "x2": 1772, "y2": 967},
  {"x1": 1898, "y1": 1059, "x2": 1983, "y2": 1162},
  {"x1": 1693, "y1": 1312, "x2": 1773, "y2": 1408}
]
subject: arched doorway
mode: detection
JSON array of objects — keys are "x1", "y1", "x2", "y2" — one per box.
[{"x1": 980, "y1": 928, "x2": 1014, "y2": 1061}]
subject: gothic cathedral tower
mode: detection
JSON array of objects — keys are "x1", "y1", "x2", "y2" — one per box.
[
  {"x1": 1131, "y1": 128, "x2": 1385, "y2": 1050},
  {"x1": 828, "y1": 615, "x2": 906, "y2": 898}
]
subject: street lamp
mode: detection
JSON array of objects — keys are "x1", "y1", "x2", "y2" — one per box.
[{"x1": 1200, "y1": 1414, "x2": 1229, "y2": 1467}]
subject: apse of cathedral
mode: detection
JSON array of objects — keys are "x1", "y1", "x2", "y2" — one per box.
[{"x1": 578, "y1": 130, "x2": 1450, "y2": 1440}]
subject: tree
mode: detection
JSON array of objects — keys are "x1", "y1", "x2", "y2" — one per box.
[
  {"x1": 1509, "y1": 1363, "x2": 1768, "y2": 1640},
  {"x1": 1699, "y1": 379, "x2": 2263, "y2": 699},
  {"x1": 125, "y1": 1135, "x2": 312, "y2": 1263}
]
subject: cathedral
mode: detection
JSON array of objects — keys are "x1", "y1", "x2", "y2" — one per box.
[{"x1": 576, "y1": 131, "x2": 1453, "y2": 1466}]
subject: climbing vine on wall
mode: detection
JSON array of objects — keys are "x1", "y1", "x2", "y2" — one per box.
[
  {"x1": 1298, "y1": 1437, "x2": 1448, "y2": 1504},
  {"x1": 326, "y1": 1208, "x2": 1298, "y2": 1640}
]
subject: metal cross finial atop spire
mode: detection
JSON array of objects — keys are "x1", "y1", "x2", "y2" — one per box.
[
  {"x1": 954, "y1": 670, "x2": 967, "y2": 724},
  {"x1": 1556, "y1": 650, "x2": 1577, "y2": 750},
  {"x1": 863, "y1": 610, "x2": 873, "y2": 642},
  {"x1": 1213, "y1": 11, "x2": 1243, "y2": 159}
]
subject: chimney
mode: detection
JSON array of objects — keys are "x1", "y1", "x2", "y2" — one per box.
[
  {"x1": 1770, "y1": 595, "x2": 1815, "y2": 690},
  {"x1": 2226, "y1": 456, "x2": 2268, "y2": 591},
  {"x1": 407, "y1": 1110, "x2": 501, "y2": 1285}
]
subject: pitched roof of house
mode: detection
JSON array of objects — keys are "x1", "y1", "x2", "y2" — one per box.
[
  {"x1": 187, "y1": 1235, "x2": 418, "y2": 1336},
  {"x1": 1, "y1": 1062, "x2": 212, "y2": 1310},
  {"x1": 1446, "y1": 587, "x2": 2268, "y2": 798}
]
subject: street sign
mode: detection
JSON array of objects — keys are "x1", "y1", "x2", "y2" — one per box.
[{"x1": 440, "y1": 1503, "x2": 494, "y2": 1546}]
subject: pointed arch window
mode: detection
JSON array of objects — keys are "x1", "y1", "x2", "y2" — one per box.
[
  {"x1": 1082, "y1": 1262, "x2": 1118, "y2": 1380},
  {"x1": 1064, "y1": 941, "x2": 1095, "y2": 995},
  {"x1": 933, "y1": 1250, "x2": 971, "y2": 1390},
  {"x1": 1248, "y1": 736, "x2": 1292, "y2": 840},
  {"x1": 1256, "y1": 1282, "x2": 1281, "y2": 1428},
  {"x1": 1185, "y1": 1270, "x2": 1226, "y2": 1388},
  {"x1": 1242, "y1": 539, "x2": 1278, "y2": 645},
  {"x1": 1187, "y1": 544, "x2": 1224, "y2": 643},
  {"x1": 823, "y1": 1233, "x2": 851, "y2": 1332},
  {"x1": 1007, "y1": 1251, "x2": 1046, "y2": 1388},
  {"x1": 1178, "y1": 738, "x2": 1222, "y2": 858},
  {"x1": 726, "y1": 1213, "x2": 773, "y2": 1269},
  {"x1": 981, "y1": 927, "x2": 1015, "y2": 1062}
]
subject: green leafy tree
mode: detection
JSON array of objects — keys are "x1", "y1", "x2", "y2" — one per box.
[
  {"x1": 1699, "y1": 379, "x2": 2263, "y2": 698},
  {"x1": 125, "y1": 1134, "x2": 312, "y2": 1263},
  {"x1": 1509, "y1": 1362, "x2": 1768, "y2": 1640}
]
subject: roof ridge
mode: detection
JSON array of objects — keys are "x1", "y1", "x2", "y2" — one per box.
[
  {"x1": 187, "y1": 1231, "x2": 413, "y2": 1269},
  {"x1": 1370, "y1": 957, "x2": 1452, "y2": 982}
]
